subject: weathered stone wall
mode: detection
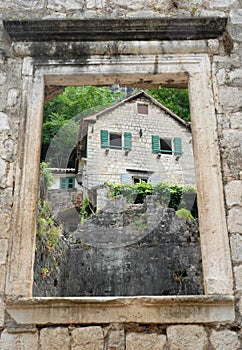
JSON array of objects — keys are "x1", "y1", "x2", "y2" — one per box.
[
  {"x1": 34, "y1": 196, "x2": 203, "y2": 297},
  {"x1": 0, "y1": 0, "x2": 242, "y2": 349},
  {"x1": 81, "y1": 94, "x2": 195, "y2": 188},
  {"x1": 33, "y1": 234, "x2": 70, "y2": 297}
]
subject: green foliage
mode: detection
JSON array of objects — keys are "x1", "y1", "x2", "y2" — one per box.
[
  {"x1": 39, "y1": 162, "x2": 55, "y2": 200},
  {"x1": 146, "y1": 87, "x2": 190, "y2": 122},
  {"x1": 42, "y1": 86, "x2": 125, "y2": 167},
  {"x1": 107, "y1": 182, "x2": 197, "y2": 215},
  {"x1": 80, "y1": 197, "x2": 95, "y2": 224},
  {"x1": 176, "y1": 208, "x2": 194, "y2": 221},
  {"x1": 40, "y1": 267, "x2": 50, "y2": 279},
  {"x1": 36, "y1": 199, "x2": 62, "y2": 250},
  {"x1": 43, "y1": 86, "x2": 125, "y2": 146}
]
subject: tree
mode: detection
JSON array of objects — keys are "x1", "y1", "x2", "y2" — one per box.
[
  {"x1": 42, "y1": 86, "x2": 125, "y2": 166},
  {"x1": 146, "y1": 87, "x2": 190, "y2": 122}
]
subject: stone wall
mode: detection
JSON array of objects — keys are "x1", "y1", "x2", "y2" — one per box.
[
  {"x1": 0, "y1": 324, "x2": 241, "y2": 350},
  {"x1": 33, "y1": 233, "x2": 70, "y2": 297},
  {"x1": 0, "y1": 0, "x2": 242, "y2": 349},
  {"x1": 34, "y1": 196, "x2": 203, "y2": 297}
]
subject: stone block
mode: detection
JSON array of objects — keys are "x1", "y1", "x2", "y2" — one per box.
[
  {"x1": 0, "y1": 112, "x2": 9, "y2": 130},
  {"x1": 0, "y1": 298, "x2": 4, "y2": 327},
  {"x1": 218, "y1": 86, "x2": 242, "y2": 113},
  {"x1": 234, "y1": 264, "x2": 242, "y2": 292},
  {"x1": 47, "y1": 0, "x2": 85, "y2": 10},
  {"x1": 227, "y1": 69, "x2": 242, "y2": 88},
  {"x1": 0, "y1": 239, "x2": 8, "y2": 264},
  {"x1": 229, "y1": 24, "x2": 242, "y2": 42},
  {"x1": 230, "y1": 234, "x2": 242, "y2": 263},
  {"x1": 230, "y1": 9, "x2": 242, "y2": 25},
  {"x1": 230, "y1": 112, "x2": 242, "y2": 129},
  {"x1": 239, "y1": 296, "x2": 242, "y2": 316},
  {"x1": 0, "y1": 212, "x2": 11, "y2": 239},
  {"x1": 228, "y1": 207, "x2": 242, "y2": 234},
  {"x1": 0, "y1": 265, "x2": 6, "y2": 294},
  {"x1": 40, "y1": 327, "x2": 70, "y2": 350},
  {"x1": 167, "y1": 325, "x2": 208, "y2": 350},
  {"x1": 210, "y1": 329, "x2": 240, "y2": 350},
  {"x1": 0, "y1": 330, "x2": 38, "y2": 350},
  {"x1": 209, "y1": 0, "x2": 237, "y2": 8},
  {"x1": 10, "y1": 0, "x2": 44, "y2": 10},
  {"x1": 0, "y1": 158, "x2": 7, "y2": 185},
  {"x1": 71, "y1": 326, "x2": 104, "y2": 350},
  {"x1": 126, "y1": 333, "x2": 166, "y2": 350},
  {"x1": 107, "y1": 328, "x2": 125, "y2": 350},
  {"x1": 225, "y1": 181, "x2": 242, "y2": 208},
  {"x1": 86, "y1": 0, "x2": 104, "y2": 9},
  {"x1": 7, "y1": 88, "x2": 19, "y2": 107}
]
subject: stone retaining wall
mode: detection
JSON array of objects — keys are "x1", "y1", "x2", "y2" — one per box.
[{"x1": 1, "y1": 324, "x2": 240, "y2": 350}]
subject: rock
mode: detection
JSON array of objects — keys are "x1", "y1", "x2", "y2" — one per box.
[
  {"x1": 71, "y1": 326, "x2": 104, "y2": 350},
  {"x1": 40, "y1": 327, "x2": 70, "y2": 350},
  {"x1": 126, "y1": 332, "x2": 166, "y2": 350},
  {"x1": 167, "y1": 325, "x2": 208, "y2": 350},
  {"x1": 210, "y1": 329, "x2": 240, "y2": 350}
]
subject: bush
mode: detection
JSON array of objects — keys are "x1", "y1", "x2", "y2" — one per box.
[
  {"x1": 176, "y1": 208, "x2": 194, "y2": 221},
  {"x1": 107, "y1": 182, "x2": 198, "y2": 217}
]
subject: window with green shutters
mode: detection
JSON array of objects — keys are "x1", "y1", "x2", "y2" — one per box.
[
  {"x1": 152, "y1": 135, "x2": 182, "y2": 155},
  {"x1": 60, "y1": 177, "x2": 75, "y2": 189},
  {"x1": 100, "y1": 130, "x2": 132, "y2": 150}
]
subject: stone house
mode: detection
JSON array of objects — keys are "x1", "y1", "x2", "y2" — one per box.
[
  {"x1": 49, "y1": 168, "x2": 78, "y2": 190},
  {"x1": 77, "y1": 91, "x2": 195, "y2": 191},
  {"x1": 46, "y1": 168, "x2": 83, "y2": 233}
]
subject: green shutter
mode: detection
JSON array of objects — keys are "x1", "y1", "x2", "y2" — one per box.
[
  {"x1": 67, "y1": 177, "x2": 75, "y2": 188},
  {"x1": 60, "y1": 177, "x2": 66, "y2": 189},
  {"x1": 152, "y1": 135, "x2": 160, "y2": 153},
  {"x1": 124, "y1": 132, "x2": 132, "y2": 150},
  {"x1": 174, "y1": 137, "x2": 182, "y2": 155},
  {"x1": 100, "y1": 130, "x2": 109, "y2": 148}
]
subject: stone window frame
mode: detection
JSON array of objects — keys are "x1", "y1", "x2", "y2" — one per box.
[{"x1": 4, "y1": 49, "x2": 235, "y2": 324}]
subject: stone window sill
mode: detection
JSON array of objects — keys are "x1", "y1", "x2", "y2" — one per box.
[{"x1": 6, "y1": 295, "x2": 235, "y2": 325}]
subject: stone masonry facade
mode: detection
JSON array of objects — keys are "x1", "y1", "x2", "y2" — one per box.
[
  {"x1": 0, "y1": 1, "x2": 242, "y2": 349},
  {"x1": 79, "y1": 92, "x2": 195, "y2": 189}
]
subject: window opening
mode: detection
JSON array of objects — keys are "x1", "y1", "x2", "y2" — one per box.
[
  {"x1": 34, "y1": 85, "x2": 202, "y2": 298},
  {"x1": 133, "y1": 177, "x2": 148, "y2": 184},
  {"x1": 109, "y1": 132, "x2": 122, "y2": 149},
  {"x1": 60, "y1": 177, "x2": 75, "y2": 189},
  {"x1": 137, "y1": 102, "x2": 148, "y2": 115},
  {"x1": 160, "y1": 138, "x2": 172, "y2": 154}
]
